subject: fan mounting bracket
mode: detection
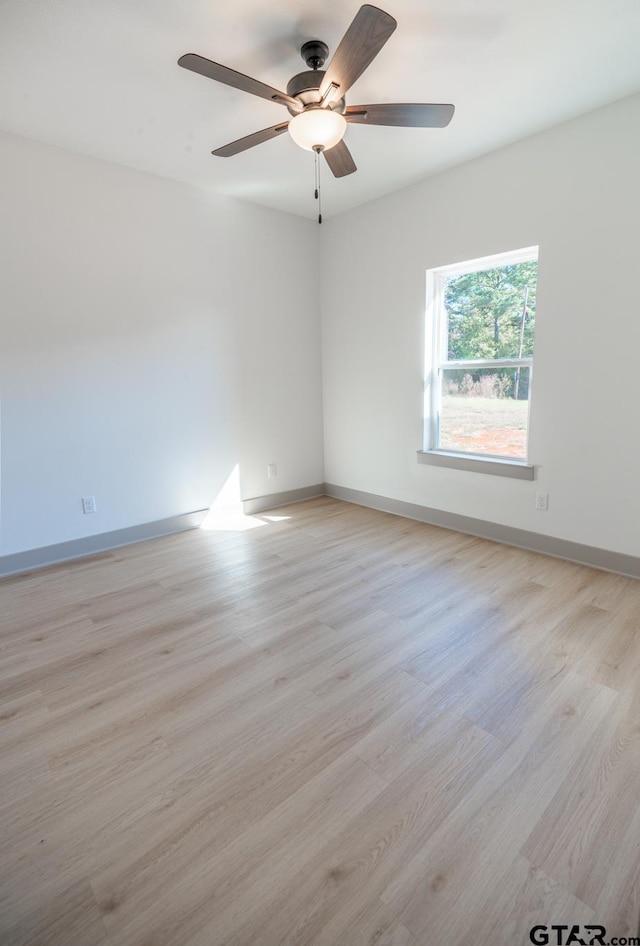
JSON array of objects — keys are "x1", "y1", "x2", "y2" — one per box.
[{"x1": 300, "y1": 40, "x2": 329, "y2": 70}]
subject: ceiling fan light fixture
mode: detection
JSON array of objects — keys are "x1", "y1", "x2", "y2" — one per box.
[{"x1": 287, "y1": 108, "x2": 347, "y2": 152}]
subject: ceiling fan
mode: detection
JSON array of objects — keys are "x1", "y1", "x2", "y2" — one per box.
[{"x1": 178, "y1": 4, "x2": 454, "y2": 214}]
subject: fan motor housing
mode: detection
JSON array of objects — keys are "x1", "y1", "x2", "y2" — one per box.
[
  {"x1": 286, "y1": 70, "x2": 346, "y2": 115},
  {"x1": 286, "y1": 69, "x2": 324, "y2": 99}
]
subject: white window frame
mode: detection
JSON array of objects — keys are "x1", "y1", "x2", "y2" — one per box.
[{"x1": 420, "y1": 246, "x2": 538, "y2": 479}]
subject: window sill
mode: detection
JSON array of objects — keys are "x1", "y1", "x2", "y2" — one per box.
[{"x1": 417, "y1": 450, "x2": 535, "y2": 480}]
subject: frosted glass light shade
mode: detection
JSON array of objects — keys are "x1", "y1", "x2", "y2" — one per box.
[{"x1": 288, "y1": 108, "x2": 347, "y2": 152}]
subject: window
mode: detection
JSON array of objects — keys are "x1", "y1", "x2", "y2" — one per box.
[{"x1": 423, "y1": 246, "x2": 538, "y2": 473}]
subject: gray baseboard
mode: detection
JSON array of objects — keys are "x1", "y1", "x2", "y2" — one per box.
[
  {"x1": 242, "y1": 484, "x2": 325, "y2": 515},
  {"x1": 0, "y1": 485, "x2": 324, "y2": 579},
  {"x1": 0, "y1": 509, "x2": 208, "y2": 579},
  {"x1": 323, "y1": 483, "x2": 640, "y2": 579},
  {"x1": 4, "y1": 483, "x2": 637, "y2": 581}
]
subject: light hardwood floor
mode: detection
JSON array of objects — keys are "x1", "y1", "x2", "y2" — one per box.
[{"x1": 1, "y1": 497, "x2": 640, "y2": 946}]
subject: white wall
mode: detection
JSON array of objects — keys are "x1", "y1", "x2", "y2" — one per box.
[
  {"x1": 0, "y1": 131, "x2": 323, "y2": 555},
  {"x1": 320, "y1": 93, "x2": 640, "y2": 557},
  {"x1": 3, "y1": 94, "x2": 639, "y2": 562}
]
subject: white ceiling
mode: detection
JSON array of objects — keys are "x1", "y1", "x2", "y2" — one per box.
[{"x1": 1, "y1": 0, "x2": 639, "y2": 220}]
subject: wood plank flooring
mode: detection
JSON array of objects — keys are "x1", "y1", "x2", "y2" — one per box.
[{"x1": 1, "y1": 497, "x2": 640, "y2": 945}]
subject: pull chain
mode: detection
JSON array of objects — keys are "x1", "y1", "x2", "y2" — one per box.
[
  {"x1": 314, "y1": 148, "x2": 319, "y2": 200},
  {"x1": 313, "y1": 146, "x2": 323, "y2": 224}
]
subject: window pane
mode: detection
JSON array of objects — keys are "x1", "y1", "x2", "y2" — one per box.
[
  {"x1": 444, "y1": 261, "x2": 537, "y2": 361},
  {"x1": 439, "y1": 367, "x2": 530, "y2": 459}
]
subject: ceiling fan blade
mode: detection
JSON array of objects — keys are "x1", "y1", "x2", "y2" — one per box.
[
  {"x1": 212, "y1": 123, "x2": 289, "y2": 157},
  {"x1": 346, "y1": 103, "x2": 455, "y2": 127},
  {"x1": 320, "y1": 5, "x2": 397, "y2": 102},
  {"x1": 178, "y1": 54, "x2": 301, "y2": 111},
  {"x1": 323, "y1": 140, "x2": 357, "y2": 178}
]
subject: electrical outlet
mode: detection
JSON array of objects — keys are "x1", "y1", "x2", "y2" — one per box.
[
  {"x1": 267, "y1": 463, "x2": 277, "y2": 478},
  {"x1": 82, "y1": 496, "x2": 97, "y2": 514},
  {"x1": 535, "y1": 491, "x2": 549, "y2": 511}
]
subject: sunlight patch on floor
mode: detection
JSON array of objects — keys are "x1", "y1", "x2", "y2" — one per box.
[
  {"x1": 200, "y1": 465, "x2": 291, "y2": 532},
  {"x1": 200, "y1": 508, "x2": 267, "y2": 532}
]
